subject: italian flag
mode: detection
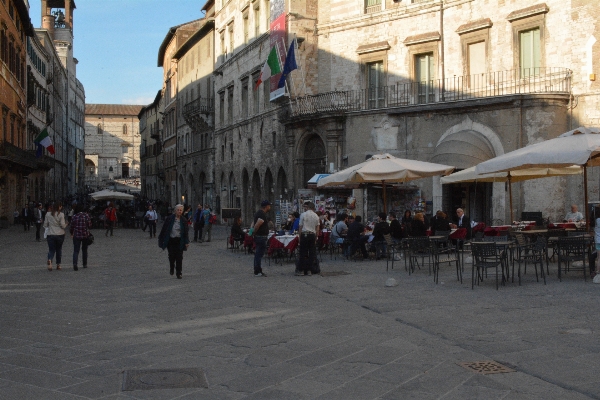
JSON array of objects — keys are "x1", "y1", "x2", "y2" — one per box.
[
  {"x1": 255, "y1": 45, "x2": 281, "y2": 89},
  {"x1": 34, "y1": 128, "x2": 55, "y2": 155}
]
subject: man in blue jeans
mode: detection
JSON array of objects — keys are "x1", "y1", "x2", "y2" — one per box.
[{"x1": 251, "y1": 200, "x2": 271, "y2": 277}]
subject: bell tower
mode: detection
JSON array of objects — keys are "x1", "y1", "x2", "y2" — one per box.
[{"x1": 40, "y1": 0, "x2": 75, "y2": 38}]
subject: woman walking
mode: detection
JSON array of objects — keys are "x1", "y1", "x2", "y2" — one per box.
[
  {"x1": 70, "y1": 204, "x2": 92, "y2": 271},
  {"x1": 43, "y1": 202, "x2": 68, "y2": 271},
  {"x1": 158, "y1": 204, "x2": 190, "y2": 279}
]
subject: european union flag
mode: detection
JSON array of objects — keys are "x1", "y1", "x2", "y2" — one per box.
[{"x1": 277, "y1": 39, "x2": 297, "y2": 89}]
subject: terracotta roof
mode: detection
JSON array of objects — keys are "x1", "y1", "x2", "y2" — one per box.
[{"x1": 86, "y1": 104, "x2": 145, "y2": 116}]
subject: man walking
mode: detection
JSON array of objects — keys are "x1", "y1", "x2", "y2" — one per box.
[
  {"x1": 192, "y1": 204, "x2": 204, "y2": 242},
  {"x1": 297, "y1": 202, "x2": 320, "y2": 276},
  {"x1": 202, "y1": 204, "x2": 213, "y2": 242},
  {"x1": 251, "y1": 200, "x2": 271, "y2": 277},
  {"x1": 145, "y1": 204, "x2": 158, "y2": 238}
]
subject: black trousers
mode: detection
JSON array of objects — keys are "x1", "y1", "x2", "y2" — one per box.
[
  {"x1": 147, "y1": 220, "x2": 157, "y2": 237},
  {"x1": 194, "y1": 222, "x2": 204, "y2": 241},
  {"x1": 167, "y1": 237, "x2": 184, "y2": 275},
  {"x1": 298, "y1": 233, "x2": 317, "y2": 273}
]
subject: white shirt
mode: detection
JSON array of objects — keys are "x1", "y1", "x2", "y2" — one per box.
[
  {"x1": 299, "y1": 210, "x2": 320, "y2": 234},
  {"x1": 145, "y1": 210, "x2": 158, "y2": 221}
]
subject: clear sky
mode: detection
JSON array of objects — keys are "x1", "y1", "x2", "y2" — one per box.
[{"x1": 28, "y1": 0, "x2": 207, "y2": 105}]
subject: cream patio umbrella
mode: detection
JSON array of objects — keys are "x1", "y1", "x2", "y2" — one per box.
[
  {"x1": 441, "y1": 165, "x2": 582, "y2": 222},
  {"x1": 475, "y1": 127, "x2": 600, "y2": 228},
  {"x1": 317, "y1": 153, "x2": 455, "y2": 213},
  {"x1": 89, "y1": 189, "x2": 135, "y2": 201}
]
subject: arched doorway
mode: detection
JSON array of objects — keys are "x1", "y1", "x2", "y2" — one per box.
[
  {"x1": 277, "y1": 167, "x2": 288, "y2": 201},
  {"x1": 303, "y1": 135, "x2": 326, "y2": 188},
  {"x1": 188, "y1": 172, "x2": 195, "y2": 206},
  {"x1": 252, "y1": 169, "x2": 261, "y2": 215},
  {"x1": 242, "y1": 169, "x2": 250, "y2": 222},
  {"x1": 178, "y1": 174, "x2": 185, "y2": 205},
  {"x1": 229, "y1": 172, "x2": 237, "y2": 209},
  {"x1": 264, "y1": 168, "x2": 274, "y2": 222},
  {"x1": 432, "y1": 129, "x2": 498, "y2": 224}
]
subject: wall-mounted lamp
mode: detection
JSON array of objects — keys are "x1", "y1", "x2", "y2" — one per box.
[
  {"x1": 283, "y1": 188, "x2": 288, "y2": 194},
  {"x1": 270, "y1": 187, "x2": 274, "y2": 193},
  {"x1": 232, "y1": 185, "x2": 237, "y2": 191},
  {"x1": 221, "y1": 186, "x2": 227, "y2": 191}
]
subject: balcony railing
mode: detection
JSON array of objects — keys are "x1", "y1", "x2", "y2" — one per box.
[
  {"x1": 0, "y1": 142, "x2": 54, "y2": 171},
  {"x1": 183, "y1": 97, "x2": 214, "y2": 117},
  {"x1": 289, "y1": 67, "x2": 571, "y2": 118}
]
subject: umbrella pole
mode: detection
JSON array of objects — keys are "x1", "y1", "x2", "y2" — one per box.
[
  {"x1": 382, "y1": 181, "x2": 387, "y2": 214},
  {"x1": 508, "y1": 172, "x2": 514, "y2": 223},
  {"x1": 584, "y1": 166, "x2": 590, "y2": 232}
]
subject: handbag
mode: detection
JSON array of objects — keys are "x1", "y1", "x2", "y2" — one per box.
[
  {"x1": 85, "y1": 232, "x2": 94, "y2": 246},
  {"x1": 43, "y1": 227, "x2": 48, "y2": 239}
]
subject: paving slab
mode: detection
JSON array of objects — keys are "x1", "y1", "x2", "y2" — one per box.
[{"x1": 0, "y1": 223, "x2": 599, "y2": 399}]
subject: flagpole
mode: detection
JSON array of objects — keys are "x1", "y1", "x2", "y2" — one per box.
[
  {"x1": 294, "y1": 33, "x2": 308, "y2": 96},
  {"x1": 280, "y1": 37, "x2": 295, "y2": 115}
]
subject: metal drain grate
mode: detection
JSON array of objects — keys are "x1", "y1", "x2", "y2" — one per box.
[
  {"x1": 122, "y1": 368, "x2": 208, "y2": 391},
  {"x1": 458, "y1": 361, "x2": 515, "y2": 375},
  {"x1": 320, "y1": 271, "x2": 350, "y2": 277}
]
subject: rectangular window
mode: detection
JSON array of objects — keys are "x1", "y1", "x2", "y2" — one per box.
[
  {"x1": 265, "y1": 0, "x2": 270, "y2": 28},
  {"x1": 241, "y1": 78, "x2": 249, "y2": 118},
  {"x1": 230, "y1": 142, "x2": 234, "y2": 159},
  {"x1": 248, "y1": 138, "x2": 253, "y2": 156},
  {"x1": 254, "y1": 5, "x2": 260, "y2": 38},
  {"x1": 229, "y1": 25, "x2": 234, "y2": 55},
  {"x1": 252, "y1": 73, "x2": 260, "y2": 114},
  {"x1": 468, "y1": 41, "x2": 486, "y2": 88},
  {"x1": 415, "y1": 53, "x2": 435, "y2": 104},
  {"x1": 243, "y1": 14, "x2": 249, "y2": 44},
  {"x1": 365, "y1": 0, "x2": 382, "y2": 14},
  {"x1": 227, "y1": 86, "x2": 234, "y2": 123},
  {"x1": 220, "y1": 32, "x2": 225, "y2": 56},
  {"x1": 520, "y1": 28, "x2": 540, "y2": 78},
  {"x1": 367, "y1": 61, "x2": 384, "y2": 108},
  {"x1": 219, "y1": 92, "x2": 225, "y2": 125}
]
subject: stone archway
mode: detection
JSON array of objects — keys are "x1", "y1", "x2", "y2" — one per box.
[
  {"x1": 302, "y1": 135, "x2": 326, "y2": 188},
  {"x1": 242, "y1": 169, "x2": 250, "y2": 222},
  {"x1": 252, "y1": 169, "x2": 261, "y2": 214},
  {"x1": 277, "y1": 167, "x2": 288, "y2": 201}
]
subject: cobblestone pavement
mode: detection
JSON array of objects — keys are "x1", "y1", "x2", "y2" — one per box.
[{"x1": 0, "y1": 222, "x2": 599, "y2": 399}]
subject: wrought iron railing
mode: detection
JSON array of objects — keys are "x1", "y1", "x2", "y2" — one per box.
[
  {"x1": 289, "y1": 67, "x2": 571, "y2": 118},
  {"x1": 183, "y1": 97, "x2": 214, "y2": 117}
]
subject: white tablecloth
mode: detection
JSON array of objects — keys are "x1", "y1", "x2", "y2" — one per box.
[{"x1": 275, "y1": 235, "x2": 297, "y2": 247}]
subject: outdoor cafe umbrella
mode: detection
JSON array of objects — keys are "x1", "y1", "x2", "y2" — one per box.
[
  {"x1": 441, "y1": 165, "x2": 582, "y2": 222},
  {"x1": 475, "y1": 126, "x2": 600, "y2": 228},
  {"x1": 89, "y1": 189, "x2": 135, "y2": 201},
  {"x1": 317, "y1": 153, "x2": 455, "y2": 213}
]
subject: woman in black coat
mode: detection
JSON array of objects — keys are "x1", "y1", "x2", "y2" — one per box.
[
  {"x1": 158, "y1": 204, "x2": 190, "y2": 279},
  {"x1": 410, "y1": 212, "x2": 428, "y2": 237}
]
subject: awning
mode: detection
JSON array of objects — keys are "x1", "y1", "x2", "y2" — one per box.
[{"x1": 307, "y1": 174, "x2": 330, "y2": 184}]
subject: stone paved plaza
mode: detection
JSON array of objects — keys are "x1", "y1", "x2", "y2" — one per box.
[{"x1": 0, "y1": 222, "x2": 599, "y2": 399}]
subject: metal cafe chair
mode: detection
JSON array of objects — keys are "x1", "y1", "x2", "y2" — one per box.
[
  {"x1": 405, "y1": 237, "x2": 434, "y2": 275},
  {"x1": 557, "y1": 236, "x2": 590, "y2": 281},
  {"x1": 471, "y1": 242, "x2": 505, "y2": 290}
]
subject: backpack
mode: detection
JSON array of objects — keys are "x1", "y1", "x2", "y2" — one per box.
[{"x1": 209, "y1": 214, "x2": 217, "y2": 224}]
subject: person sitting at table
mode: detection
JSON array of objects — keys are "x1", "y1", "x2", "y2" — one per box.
[
  {"x1": 330, "y1": 213, "x2": 348, "y2": 245},
  {"x1": 401, "y1": 210, "x2": 413, "y2": 237},
  {"x1": 283, "y1": 213, "x2": 294, "y2": 231},
  {"x1": 321, "y1": 212, "x2": 332, "y2": 230},
  {"x1": 231, "y1": 217, "x2": 245, "y2": 244},
  {"x1": 564, "y1": 204, "x2": 584, "y2": 222},
  {"x1": 291, "y1": 212, "x2": 301, "y2": 232},
  {"x1": 451, "y1": 208, "x2": 472, "y2": 239},
  {"x1": 389, "y1": 212, "x2": 403, "y2": 243},
  {"x1": 431, "y1": 210, "x2": 451, "y2": 235},
  {"x1": 411, "y1": 213, "x2": 428, "y2": 237},
  {"x1": 347, "y1": 215, "x2": 369, "y2": 259},
  {"x1": 372, "y1": 212, "x2": 390, "y2": 260}
]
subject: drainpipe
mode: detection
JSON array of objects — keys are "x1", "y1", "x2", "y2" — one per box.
[{"x1": 439, "y1": 1, "x2": 445, "y2": 101}]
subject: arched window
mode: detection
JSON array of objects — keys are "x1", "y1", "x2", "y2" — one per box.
[
  {"x1": 123, "y1": 124, "x2": 127, "y2": 135},
  {"x1": 97, "y1": 124, "x2": 102, "y2": 134}
]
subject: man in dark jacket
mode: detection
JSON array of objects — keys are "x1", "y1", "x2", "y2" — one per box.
[
  {"x1": 372, "y1": 212, "x2": 390, "y2": 259},
  {"x1": 158, "y1": 204, "x2": 190, "y2": 279},
  {"x1": 347, "y1": 215, "x2": 369, "y2": 259},
  {"x1": 388, "y1": 212, "x2": 403, "y2": 243}
]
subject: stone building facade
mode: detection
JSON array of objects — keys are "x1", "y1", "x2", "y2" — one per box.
[
  {"x1": 283, "y1": 0, "x2": 600, "y2": 223},
  {"x1": 0, "y1": 0, "x2": 86, "y2": 223},
  {"x1": 143, "y1": 0, "x2": 599, "y2": 225},
  {"x1": 0, "y1": 0, "x2": 35, "y2": 222},
  {"x1": 84, "y1": 104, "x2": 144, "y2": 191},
  {"x1": 139, "y1": 91, "x2": 162, "y2": 200}
]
